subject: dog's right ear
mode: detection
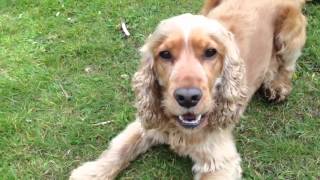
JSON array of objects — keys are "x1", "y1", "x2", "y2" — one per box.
[{"x1": 132, "y1": 39, "x2": 164, "y2": 130}]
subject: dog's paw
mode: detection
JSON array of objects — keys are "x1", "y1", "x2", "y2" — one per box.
[
  {"x1": 69, "y1": 161, "x2": 110, "y2": 180},
  {"x1": 261, "y1": 82, "x2": 292, "y2": 103}
]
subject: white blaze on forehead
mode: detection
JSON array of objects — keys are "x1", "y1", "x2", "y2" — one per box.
[{"x1": 155, "y1": 13, "x2": 228, "y2": 44}]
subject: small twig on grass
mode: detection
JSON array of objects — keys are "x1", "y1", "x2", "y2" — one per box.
[
  {"x1": 58, "y1": 83, "x2": 72, "y2": 101},
  {"x1": 92, "y1": 121, "x2": 112, "y2": 126},
  {"x1": 121, "y1": 20, "x2": 130, "y2": 37}
]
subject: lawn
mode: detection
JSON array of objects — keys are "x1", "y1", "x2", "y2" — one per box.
[{"x1": 0, "y1": 0, "x2": 319, "y2": 179}]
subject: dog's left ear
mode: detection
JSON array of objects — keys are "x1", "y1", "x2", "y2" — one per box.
[
  {"x1": 218, "y1": 32, "x2": 247, "y2": 102},
  {"x1": 132, "y1": 39, "x2": 164, "y2": 130},
  {"x1": 212, "y1": 32, "x2": 247, "y2": 127}
]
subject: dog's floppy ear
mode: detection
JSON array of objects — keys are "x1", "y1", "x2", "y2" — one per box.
[
  {"x1": 211, "y1": 32, "x2": 247, "y2": 127},
  {"x1": 132, "y1": 39, "x2": 164, "y2": 130},
  {"x1": 219, "y1": 32, "x2": 247, "y2": 102}
]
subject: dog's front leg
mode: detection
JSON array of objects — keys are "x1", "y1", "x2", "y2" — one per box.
[
  {"x1": 192, "y1": 128, "x2": 242, "y2": 180},
  {"x1": 194, "y1": 167, "x2": 242, "y2": 180},
  {"x1": 70, "y1": 120, "x2": 162, "y2": 180},
  {"x1": 193, "y1": 156, "x2": 242, "y2": 180}
]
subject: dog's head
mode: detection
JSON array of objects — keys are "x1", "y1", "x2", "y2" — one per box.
[{"x1": 133, "y1": 14, "x2": 245, "y2": 131}]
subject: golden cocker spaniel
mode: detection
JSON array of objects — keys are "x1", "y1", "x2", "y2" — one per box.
[{"x1": 70, "y1": 0, "x2": 307, "y2": 179}]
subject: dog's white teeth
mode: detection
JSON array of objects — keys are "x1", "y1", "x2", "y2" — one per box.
[
  {"x1": 178, "y1": 114, "x2": 202, "y2": 124},
  {"x1": 177, "y1": 114, "x2": 204, "y2": 127},
  {"x1": 196, "y1": 115, "x2": 202, "y2": 121}
]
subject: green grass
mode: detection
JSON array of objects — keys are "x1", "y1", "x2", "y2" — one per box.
[{"x1": 0, "y1": 0, "x2": 319, "y2": 179}]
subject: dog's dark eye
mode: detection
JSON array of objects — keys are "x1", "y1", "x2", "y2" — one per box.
[
  {"x1": 204, "y1": 48, "x2": 217, "y2": 59},
  {"x1": 159, "y1": 51, "x2": 172, "y2": 60}
]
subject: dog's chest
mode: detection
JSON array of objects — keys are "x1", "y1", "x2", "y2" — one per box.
[
  {"x1": 162, "y1": 128, "x2": 237, "y2": 172},
  {"x1": 165, "y1": 130, "x2": 213, "y2": 157}
]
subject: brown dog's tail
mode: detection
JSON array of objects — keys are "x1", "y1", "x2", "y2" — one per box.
[
  {"x1": 201, "y1": 0, "x2": 222, "y2": 15},
  {"x1": 201, "y1": 0, "x2": 311, "y2": 15},
  {"x1": 296, "y1": 0, "x2": 312, "y2": 7}
]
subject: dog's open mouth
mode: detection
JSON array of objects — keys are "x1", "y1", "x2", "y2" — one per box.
[{"x1": 176, "y1": 113, "x2": 207, "y2": 129}]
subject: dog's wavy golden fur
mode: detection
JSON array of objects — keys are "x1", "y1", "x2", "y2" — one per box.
[{"x1": 70, "y1": 0, "x2": 306, "y2": 179}]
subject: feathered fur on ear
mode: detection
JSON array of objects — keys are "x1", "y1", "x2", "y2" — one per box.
[
  {"x1": 132, "y1": 41, "x2": 165, "y2": 130},
  {"x1": 219, "y1": 32, "x2": 247, "y2": 102},
  {"x1": 209, "y1": 32, "x2": 247, "y2": 128}
]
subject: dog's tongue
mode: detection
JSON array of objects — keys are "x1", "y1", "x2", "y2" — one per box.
[{"x1": 182, "y1": 113, "x2": 196, "y2": 121}]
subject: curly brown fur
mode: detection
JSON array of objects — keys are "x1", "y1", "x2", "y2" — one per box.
[
  {"x1": 207, "y1": 32, "x2": 247, "y2": 128},
  {"x1": 132, "y1": 60, "x2": 167, "y2": 129}
]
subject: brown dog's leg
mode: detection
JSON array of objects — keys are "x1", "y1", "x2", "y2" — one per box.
[
  {"x1": 69, "y1": 120, "x2": 163, "y2": 180},
  {"x1": 195, "y1": 169, "x2": 241, "y2": 180},
  {"x1": 262, "y1": 2, "x2": 306, "y2": 102},
  {"x1": 192, "y1": 128, "x2": 242, "y2": 180},
  {"x1": 194, "y1": 161, "x2": 242, "y2": 180}
]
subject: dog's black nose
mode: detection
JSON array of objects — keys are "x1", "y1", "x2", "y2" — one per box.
[{"x1": 174, "y1": 88, "x2": 202, "y2": 108}]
